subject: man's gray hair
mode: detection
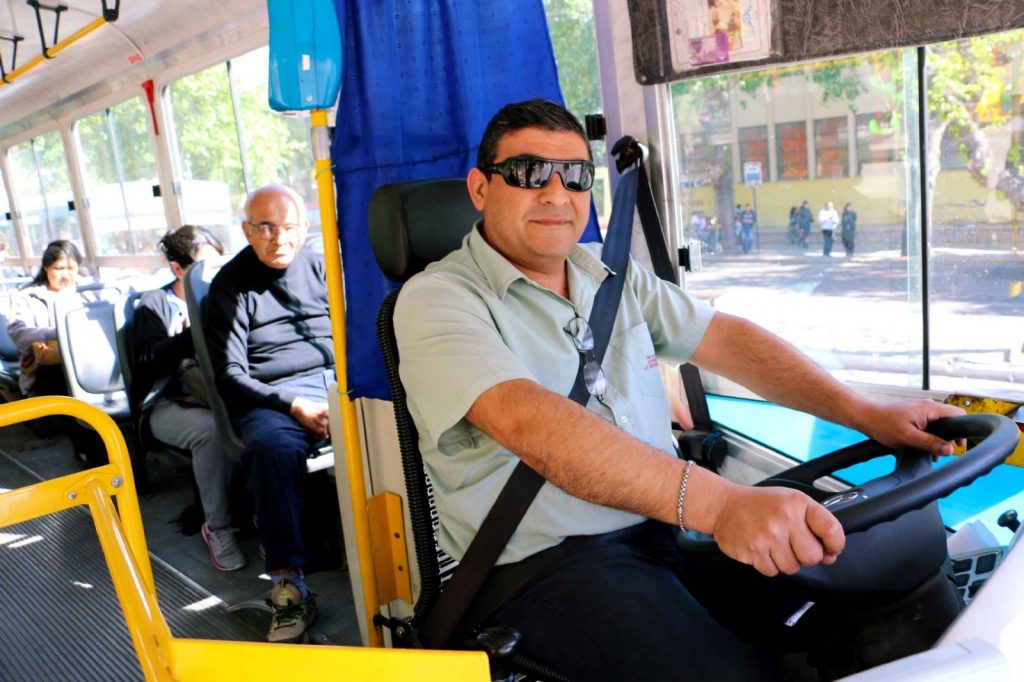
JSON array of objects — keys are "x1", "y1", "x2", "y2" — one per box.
[{"x1": 243, "y1": 185, "x2": 308, "y2": 225}]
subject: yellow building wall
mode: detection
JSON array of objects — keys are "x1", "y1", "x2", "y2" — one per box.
[{"x1": 682, "y1": 170, "x2": 1014, "y2": 229}]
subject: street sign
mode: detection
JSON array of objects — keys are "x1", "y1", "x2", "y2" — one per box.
[{"x1": 743, "y1": 161, "x2": 762, "y2": 187}]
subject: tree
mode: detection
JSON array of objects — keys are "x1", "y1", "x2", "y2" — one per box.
[{"x1": 543, "y1": 0, "x2": 602, "y2": 126}]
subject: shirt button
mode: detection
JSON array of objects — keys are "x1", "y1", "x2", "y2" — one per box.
[{"x1": 619, "y1": 415, "x2": 630, "y2": 425}]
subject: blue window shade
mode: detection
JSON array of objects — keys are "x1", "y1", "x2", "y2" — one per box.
[
  {"x1": 708, "y1": 394, "x2": 1024, "y2": 543},
  {"x1": 331, "y1": 0, "x2": 600, "y2": 400}
]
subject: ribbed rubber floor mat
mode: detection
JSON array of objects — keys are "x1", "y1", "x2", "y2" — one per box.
[{"x1": 0, "y1": 458, "x2": 260, "y2": 681}]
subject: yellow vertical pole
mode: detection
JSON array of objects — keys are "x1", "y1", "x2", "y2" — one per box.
[{"x1": 311, "y1": 109, "x2": 383, "y2": 647}]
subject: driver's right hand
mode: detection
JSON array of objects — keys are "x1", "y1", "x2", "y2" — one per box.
[{"x1": 711, "y1": 485, "x2": 845, "y2": 577}]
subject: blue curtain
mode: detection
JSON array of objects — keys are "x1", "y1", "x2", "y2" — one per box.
[{"x1": 332, "y1": 0, "x2": 599, "y2": 400}]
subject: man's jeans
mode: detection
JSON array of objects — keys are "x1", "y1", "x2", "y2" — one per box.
[{"x1": 237, "y1": 372, "x2": 328, "y2": 572}]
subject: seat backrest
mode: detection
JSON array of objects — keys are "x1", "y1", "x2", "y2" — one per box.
[
  {"x1": 54, "y1": 295, "x2": 130, "y2": 419},
  {"x1": 113, "y1": 291, "x2": 141, "y2": 409},
  {"x1": 369, "y1": 178, "x2": 481, "y2": 624},
  {"x1": 368, "y1": 178, "x2": 483, "y2": 282},
  {"x1": 0, "y1": 292, "x2": 18, "y2": 362},
  {"x1": 183, "y1": 260, "x2": 244, "y2": 461},
  {"x1": 0, "y1": 293, "x2": 20, "y2": 398}
]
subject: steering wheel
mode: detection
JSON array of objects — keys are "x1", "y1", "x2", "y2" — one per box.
[
  {"x1": 677, "y1": 413, "x2": 1019, "y2": 592},
  {"x1": 761, "y1": 413, "x2": 1018, "y2": 534},
  {"x1": 675, "y1": 413, "x2": 1019, "y2": 666}
]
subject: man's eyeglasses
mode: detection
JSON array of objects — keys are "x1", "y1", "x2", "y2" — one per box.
[
  {"x1": 247, "y1": 221, "x2": 301, "y2": 240},
  {"x1": 483, "y1": 156, "x2": 595, "y2": 193},
  {"x1": 563, "y1": 313, "x2": 608, "y2": 401}
]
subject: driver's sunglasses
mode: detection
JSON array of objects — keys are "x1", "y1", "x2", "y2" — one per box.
[
  {"x1": 563, "y1": 313, "x2": 608, "y2": 401},
  {"x1": 483, "y1": 156, "x2": 595, "y2": 193}
]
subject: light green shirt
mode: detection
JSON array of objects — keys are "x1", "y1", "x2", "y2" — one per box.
[{"x1": 394, "y1": 225, "x2": 715, "y2": 564}]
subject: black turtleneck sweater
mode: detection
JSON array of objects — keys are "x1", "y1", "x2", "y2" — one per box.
[{"x1": 206, "y1": 246, "x2": 334, "y2": 421}]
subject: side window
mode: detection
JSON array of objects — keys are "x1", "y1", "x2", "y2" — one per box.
[
  {"x1": 926, "y1": 32, "x2": 1024, "y2": 396},
  {"x1": 0, "y1": 175, "x2": 22, "y2": 285},
  {"x1": 543, "y1": 0, "x2": 608, "y2": 226},
  {"x1": 76, "y1": 97, "x2": 165, "y2": 256},
  {"x1": 673, "y1": 30, "x2": 1024, "y2": 399},
  {"x1": 168, "y1": 62, "x2": 246, "y2": 251},
  {"x1": 6, "y1": 132, "x2": 84, "y2": 257},
  {"x1": 673, "y1": 51, "x2": 924, "y2": 391},
  {"x1": 167, "y1": 47, "x2": 321, "y2": 253}
]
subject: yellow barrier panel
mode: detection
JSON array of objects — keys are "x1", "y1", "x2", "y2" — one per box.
[
  {"x1": 0, "y1": 397, "x2": 489, "y2": 681},
  {"x1": 170, "y1": 639, "x2": 488, "y2": 681}
]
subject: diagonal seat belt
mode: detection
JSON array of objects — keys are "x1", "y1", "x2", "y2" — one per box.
[
  {"x1": 613, "y1": 135, "x2": 723, "y2": 461},
  {"x1": 420, "y1": 143, "x2": 642, "y2": 649}
]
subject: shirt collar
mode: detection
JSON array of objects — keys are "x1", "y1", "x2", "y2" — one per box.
[{"x1": 466, "y1": 221, "x2": 612, "y2": 300}]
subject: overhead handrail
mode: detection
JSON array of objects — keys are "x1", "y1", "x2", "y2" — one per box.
[
  {"x1": 0, "y1": 0, "x2": 116, "y2": 88},
  {"x1": 26, "y1": 0, "x2": 67, "y2": 58},
  {"x1": 0, "y1": 31, "x2": 24, "y2": 82}
]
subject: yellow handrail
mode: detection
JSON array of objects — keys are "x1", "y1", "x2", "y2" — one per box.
[
  {"x1": 0, "y1": 396, "x2": 488, "y2": 680},
  {"x1": 0, "y1": 396, "x2": 151, "y2": 588},
  {"x1": 0, "y1": 17, "x2": 108, "y2": 87},
  {"x1": 311, "y1": 108, "x2": 385, "y2": 646}
]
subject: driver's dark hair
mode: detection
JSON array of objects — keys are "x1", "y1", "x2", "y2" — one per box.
[
  {"x1": 158, "y1": 225, "x2": 224, "y2": 268},
  {"x1": 476, "y1": 99, "x2": 591, "y2": 168}
]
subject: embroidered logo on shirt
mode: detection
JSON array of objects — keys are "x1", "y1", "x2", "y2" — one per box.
[{"x1": 643, "y1": 354, "x2": 658, "y2": 370}]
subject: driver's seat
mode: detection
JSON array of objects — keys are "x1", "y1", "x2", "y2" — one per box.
[{"x1": 369, "y1": 179, "x2": 568, "y2": 682}]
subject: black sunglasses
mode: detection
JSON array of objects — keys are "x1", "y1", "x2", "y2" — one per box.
[
  {"x1": 564, "y1": 313, "x2": 608, "y2": 401},
  {"x1": 483, "y1": 155, "x2": 595, "y2": 192}
]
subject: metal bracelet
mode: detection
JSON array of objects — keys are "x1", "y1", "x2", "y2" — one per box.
[{"x1": 676, "y1": 459, "x2": 694, "y2": 533}]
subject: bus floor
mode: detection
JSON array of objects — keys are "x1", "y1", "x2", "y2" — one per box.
[{"x1": 0, "y1": 420, "x2": 361, "y2": 681}]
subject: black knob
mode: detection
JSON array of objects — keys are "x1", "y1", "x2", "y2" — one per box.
[
  {"x1": 475, "y1": 625, "x2": 521, "y2": 660},
  {"x1": 998, "y1": 509, "x2": 1020, "y2": 533}
]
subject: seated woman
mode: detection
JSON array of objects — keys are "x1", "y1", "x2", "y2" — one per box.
[
  {"x1": 130, "y1": 225, "x2": 244, "y2": 571},
  {"x1": 6, "y1": 239, "x2": 104, "y2": 464}
]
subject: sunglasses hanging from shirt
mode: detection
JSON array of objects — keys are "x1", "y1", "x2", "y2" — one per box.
[{"x1": 420, "y1": 138, "x2": 640, "y2": 649}]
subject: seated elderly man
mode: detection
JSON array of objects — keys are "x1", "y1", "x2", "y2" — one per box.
[{"x1": 206, "y1": 185, "x2": 333, "y2": 644}]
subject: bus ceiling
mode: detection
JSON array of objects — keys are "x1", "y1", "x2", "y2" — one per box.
[
  {"x1": 628, "y1": 0, "x2": 1024, "y2": 85},
  {"x1": 0, "y1": 0, "x2": 266, "y2": 140}
]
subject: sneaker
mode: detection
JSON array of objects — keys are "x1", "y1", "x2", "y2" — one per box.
[
  {"x1": 267, "y1": 581, "x2": 317, "y2": 643},
  {"x1": 201, "y1": 523, "x2": 246, "y2": 571}
]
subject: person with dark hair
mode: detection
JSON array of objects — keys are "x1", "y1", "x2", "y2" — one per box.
[
  {"x1": 131, "y1": 225, "x2": 244, "y2": 571},
  {"x1": 841, "y1": 202, "x2": 858, "y2": 257},
  {"x1": 394, "y1": 99, "x2": 963, "y2": 680},
  {"x1": 206, "y1": 185, "x2": 333, "y2": 643},
  {"x1": 796, "y1": 200, "x2": 813, "y2": 248},
  {"x1": 6, "y1": 239, "x2": 104, "y2": 463}
]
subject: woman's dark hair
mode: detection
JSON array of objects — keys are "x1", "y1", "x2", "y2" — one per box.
[
  {"x1": 158, "y1": 225, "x2": 224, "y2": 268},
  {"x1": 477, "y1": 98, "x2": 591, "y2": 169},
  {"x1": 28, "y1": 239, "x2": 84, "y2": 287}
]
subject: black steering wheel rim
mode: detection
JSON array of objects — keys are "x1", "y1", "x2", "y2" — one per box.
[{"x1": 766, "y1": 413, "x2": 1018, "y2": 534}]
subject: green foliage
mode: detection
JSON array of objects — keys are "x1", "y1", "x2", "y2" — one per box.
[{"x1": 543, "y1": 0, "x2": 602, "y2": 125}]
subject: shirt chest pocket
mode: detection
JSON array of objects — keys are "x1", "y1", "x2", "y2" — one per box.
[{"x1": 606, "y1": 321, "x2": 664, "y2": 398}]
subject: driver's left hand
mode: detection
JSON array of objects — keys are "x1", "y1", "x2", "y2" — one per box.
[{"x1": 856, "y1": 399, "x2": 965, "y2": 457}]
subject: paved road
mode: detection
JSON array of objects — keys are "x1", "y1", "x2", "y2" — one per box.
[{"x1": 684, "y1": 245, "x2": 1024, "y2": 397}]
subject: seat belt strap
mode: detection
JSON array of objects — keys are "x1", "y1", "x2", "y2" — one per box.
[
  {"x1": 619, "y1": 136, "x2": 716, "y2": 435},
  {"x1": 420, "y1": 145, "x2": 641, "y2": 649}
]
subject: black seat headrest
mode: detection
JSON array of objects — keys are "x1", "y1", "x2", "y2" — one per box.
[{"x1": 369, "y1": 178, "x2": 482, "y2": 282}]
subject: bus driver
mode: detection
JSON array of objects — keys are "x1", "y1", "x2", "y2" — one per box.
[{"x1": 394, "y1": 99, "x2": 964, "y2": 680}]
